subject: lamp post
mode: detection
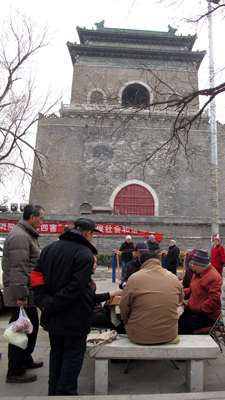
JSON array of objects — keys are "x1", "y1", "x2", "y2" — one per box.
[{"x1": 207, "y1": 0, "x2": 219, "y2": 240}]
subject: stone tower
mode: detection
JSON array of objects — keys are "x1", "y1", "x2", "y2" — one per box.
[{"x1": 30, "y1": 24, "x2": 225, "y2": 251}]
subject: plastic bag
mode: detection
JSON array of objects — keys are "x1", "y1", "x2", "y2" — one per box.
[
  {"x1": 12, "y1": 308, "x2": 33, "y2": 334},
  {"x1": 3, "y1": 324, "x2": 28, "y2": 349},
  {"x1": 3, "y1": 308, "x2": 33, "y2": 349}
]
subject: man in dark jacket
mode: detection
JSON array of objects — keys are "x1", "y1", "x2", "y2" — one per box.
[
  {"x1": 120, "y1": 242, "x2": 149, "y2": 289},
  {"x1": 119, "y1": 235, "x2": 134, "y2": 278},
  {"x1": 31, "y1": 218, "x2": 100, "y2": 396},
  {"x1": 164, "y1": 239, "x2": 180, "y2": 275},
  {"x1": 146, "y1": 234, "x2": 161, "y2": 253},
  {"x1": 3, "y1": 204, "x2": 45, "y2": 384}
]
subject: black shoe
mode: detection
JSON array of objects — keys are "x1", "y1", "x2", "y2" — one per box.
[
  {"x1": 6, "y1": 373, "x2": 37, "y2": 383},
  {"x1": 26, "y1": 361, "x2": 43, "y2": 369}
]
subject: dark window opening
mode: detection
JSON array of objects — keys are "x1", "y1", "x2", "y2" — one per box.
[{"x1": 122, "y1": 84, "x2": 149, "y2": 108}]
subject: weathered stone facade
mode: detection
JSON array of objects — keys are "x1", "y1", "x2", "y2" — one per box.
[{"x1": 28, "y1": 25, "x2": 225, "y2": 252}]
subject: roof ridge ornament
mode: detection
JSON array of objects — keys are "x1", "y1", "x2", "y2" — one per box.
[
  {"x1": 94, "y1": 20, "x2": 105, "y2": 29},
  {"x1": 168, "y1": 25, "x2": 177, "y2": 35}
]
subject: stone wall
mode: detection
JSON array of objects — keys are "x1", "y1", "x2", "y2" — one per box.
[{"x1": 0, "y1": 212, "x2": 220, "y2": 254}]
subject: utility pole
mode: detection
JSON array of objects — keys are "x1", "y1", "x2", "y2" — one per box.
[{"x1": 208, "y1": 0, "x2": 219, "y2": 240}]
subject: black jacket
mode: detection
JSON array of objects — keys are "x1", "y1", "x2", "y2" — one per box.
[
  {"x1": 31, "y1": 229, "x2": 97, "y2": 336},
  {"x1": 146, "y1": 240, "x2": 161, "y2": 253},
  {"x1": 120, "y1": 241, "x2": 134, "y2": 262},
  {"x1": 165, "y1": 245, "x2": 180, "y2": 275},
  {"x1": 120, "y1": 257, "x2": 141, "y2": 288}
]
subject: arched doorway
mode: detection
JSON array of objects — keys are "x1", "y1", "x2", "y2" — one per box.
[{"x1": 113, "y1": 184, "x2": 155, "y2": 215}]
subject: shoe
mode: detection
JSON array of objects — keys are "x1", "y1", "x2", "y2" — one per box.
[
  {"x1": 6, "y1": 373, "x2": 37, "y2": 383},
  {"x1": 26, "y1": 360, "x2": 43, "y2": 369}
]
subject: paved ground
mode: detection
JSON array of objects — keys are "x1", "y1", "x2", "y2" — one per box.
[{"x1": 1, "y1": 277, "x2": 225, "y2": 399}]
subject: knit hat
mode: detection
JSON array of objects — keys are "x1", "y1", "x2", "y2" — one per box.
[
  {"x1": 192, "y1": 249, "x2": 210, "y2": 267},
  {"x1": 214, "y1": 237, "x2": 221, "y2": 243},
  {"x1": 170, "y1": 239, "x2": 176, "y2": 245},
  {"x1": 149, "y1": 235, "x2": 155, "y2": 240},
  {"x1": 126, "y1": 235, "x2": 132, "y2": 240},
  {"x1": 135, "y1": 242, "x2": 149, "y2": 252},
  {"x1": 188, "y1": 249, "x2": 198, "y2": 262}
]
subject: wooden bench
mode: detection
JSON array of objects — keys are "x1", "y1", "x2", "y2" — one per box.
[{"x1": 86, "y1": 334, "x2": 219, "y2": 395}]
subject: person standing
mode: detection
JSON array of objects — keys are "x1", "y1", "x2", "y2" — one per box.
[
  {"x1": 146, "y1": 234, "x2": 160, "y2": 253},
  {"x1": 119, "y1": 235, "x2": 134, "y2": 279},
  {"x1": 211, "y1": 237, "x2": 225, "y2": 276},
  {"x1": 31, "y1": 218, "x2": 100, "y2": 396},
  {"x1": 164, "y1": 239, "x2": 180, "y2": 275},
  {"x1": 2, "y1": 204, "x2": 45, "y2": 383}
]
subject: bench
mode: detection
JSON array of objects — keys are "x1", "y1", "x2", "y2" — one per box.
[
  {"x1": 96, "y1": 266, "x2": 108, "y2": 280},
  {"x1": 86, "y1": 334, "x2": 219, "y2": 395}
]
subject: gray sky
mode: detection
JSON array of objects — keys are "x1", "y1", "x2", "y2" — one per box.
[{"x1": 1, "y1": 0, "x2": 225, "y2": 206}]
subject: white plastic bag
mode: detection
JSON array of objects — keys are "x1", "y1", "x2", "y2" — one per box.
[
  {"x1": 3, "y1": 308, "x2": 33, "y2": 349},
  {"x1": 3, "y1": 324, "x2": 28, "y2": 349},
  {"x1": 12, "y1": 308, "x2": 33, "y2": 334}
]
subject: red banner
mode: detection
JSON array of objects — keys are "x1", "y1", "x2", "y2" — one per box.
[{"x1": 0, "y1": 221, "x2": 164, "y2": 242}]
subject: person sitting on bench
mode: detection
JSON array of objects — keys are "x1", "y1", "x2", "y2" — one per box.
[
  {"x1": 179, "y1": 249, "x2": 222, "y2": 334},
  {"x1": 91, "y1": 256, "x2": 122, "y2": 329},
  {"x1": 120, "y1": 251, "x2": 184, "y2": 344}
]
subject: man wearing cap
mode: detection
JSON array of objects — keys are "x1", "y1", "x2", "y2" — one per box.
[
  {"x1": 211, "y1": 237, "x2": 225, "y2": 276},
  {"x1": 119, "y1": 236, "x2": 134, "y2": 279},
  {"x1": 120, "y1": 242, "x2": 150, "y2": 289},
  {"x1": 179, "y1": 249, "x2": 222, "y2": 334},
  {"x1": 120, "y1": 251, "x2": 184, "y2": 344},
  {"x1": 164, "y1": 239, "x2": 180, "y2": 275},
  {"x1": 146, "y1": 234, "x2": 160, "y2": 253},
  {"x1": 31, "y1": 218, "x2": 100, "y2": 396}
]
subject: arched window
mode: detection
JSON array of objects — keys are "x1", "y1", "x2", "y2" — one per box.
[
  {"x1": 90, "y1": 90, "x2": 104, "y2": 105},
  {"x1": 114, "y1": 184, "x2": 154, "y2": 215},
  {"x1": 122, "y1": 84, "x2": 150, "y2": 108}
]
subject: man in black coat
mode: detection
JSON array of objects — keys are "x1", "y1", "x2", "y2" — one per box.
[
  {"x1": 31, "y1": 218, "x2": 100, "y2": 396},
  {"x1": 119, "y1": 235, "x2": 134, "y2": 278},
  {"x1": 164, "y1": 239, "x2": 180, "y2": 275},
  {"x1": 146, "y1": 234, "x2": 161, "y2": 253}
]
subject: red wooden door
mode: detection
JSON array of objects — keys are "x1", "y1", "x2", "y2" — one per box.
[{"x1": 114, "y1": 184, "x2": 154, "y2": 215}]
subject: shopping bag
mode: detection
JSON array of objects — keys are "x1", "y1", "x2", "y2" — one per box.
[{"x1": 3, "y1": 307, "x2": 33, "y2": 349}]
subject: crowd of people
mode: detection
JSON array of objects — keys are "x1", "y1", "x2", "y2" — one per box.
[{"x1": 2, "y1": 206, "x2": 225, "y2": 396}]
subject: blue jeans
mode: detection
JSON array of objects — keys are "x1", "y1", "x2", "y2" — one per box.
[
  {"x1": 121, "y1": 260, "x2": 127, "y2": 278},
  {"x1": 48, "y1": 333, "x2": 87, "y2": 396}
]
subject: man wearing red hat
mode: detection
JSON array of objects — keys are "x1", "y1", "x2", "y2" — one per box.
[
  {"x1": 211, "y1": 237, "x2": 225, "y2": 276},
  {"x1": 179, "y1": 249, "x2": 222, "y2": 334}
]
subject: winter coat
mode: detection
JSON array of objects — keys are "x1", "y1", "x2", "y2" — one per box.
[
  {"x1": 211, "y1": 244, "x2": 225, "y2": 275},
  {"x1": 122, "y1": 257, "x2": 141, "y2": 284},
  {"x1": 91, "y1": 278, "x2": 110, "y2": 313},
  {"x1": 120, "y1": 258, "x2": 184, "y2": 344},
  {"x1": 31, "y1": 229, "x2": 98, "y2": 337},
  {"x1": 165, "y1": 245, "x2": 180, "y2": 275},
  {"x1": 2, "y1": 219, "x2": 40, "y2": 307},
  {"x1": 183, "y1": 264, "x2": 222, "y2": 320},
  {"x1": 120, "y1": 241, "x2": 134, "y2": 262},
  {"x1": 146, "y1": 240, "x2": 161, "y2": 253}
]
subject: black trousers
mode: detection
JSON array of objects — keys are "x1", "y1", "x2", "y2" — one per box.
[
  {"x1": 178, "y1": 308, "x2": 216, "y2": 334},
  {"x1": 7, "y1": 307, "x2": 39, "y2": 376},
  {"x1": 48, "y1": 333, "x2": 87, "y2": 396}
]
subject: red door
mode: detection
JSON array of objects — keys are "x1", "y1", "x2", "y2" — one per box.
[{"x1": 114, "y1": 184, "x2": 154, "y2": 215}]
